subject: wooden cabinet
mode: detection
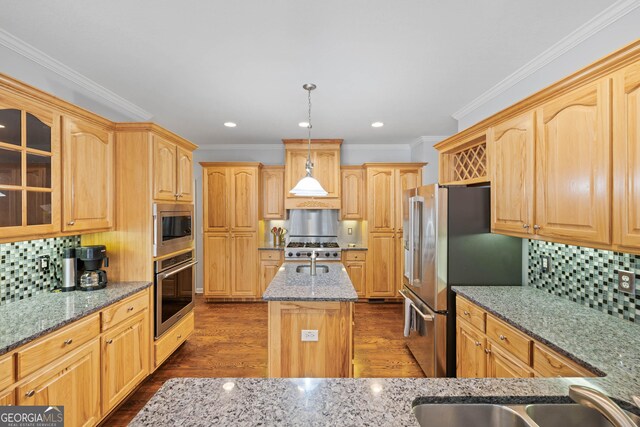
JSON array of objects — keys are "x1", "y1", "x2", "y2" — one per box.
[
  {"x1": 284, "y1": 139, "x2": 341, "y2": 209},
  {"x1": 535, "y1": 79, "x2": 611, "y2": 245},
  {"x1": 456, "y1": 320, "x2": 486, "y2": 378},
  {"x1": 343, "y1": 251, "x2": 367, "y2": 298},
  {"x1": 230, "y1": 167, "x2": 259, "y2": 232},
  {"x1": 18, "y1": 339, "x2": 101, "y2": 427},
  {"x1": 62, "y1": 116, "x2": 114, "y2": 232},
  {"x1": 259, "y1": 251, "x2": 283, "y2": 296},
  {"x1": 260, "y1": 166, "x2": 285, "y2": 219},
  {"x1": 366, "y1": 167, "x2": 395, "y2": 232},
  {"x1": 153, "y1": 135, "x2": 193, "y2": 202},
  {"x1": 203, "y1": 167, "x2": 230, "y2": 232},
  {"x1": 613, "y1": 62, "x2": 640, "y2": 250},
  {"x1": 0, "y1": 388, "x2": 13, "y2": 406},
  {"x1": 231, "y1": 234, "x2": 258, "y2": 297},
  {"x1": 366, "y1": 233, "x2": 396, "y2": 297},
  {"x1": 488, "y1": 112, "x2": 535, "y2": 236},
  {"x1": 102, "y1": 312, "x2": 149, "y2": 413},
  {"x1": 154, "y1": 310, "x2": 194, "y2": 368},
  {"x1": 203, "y1": 234, "x2": 231, "y2": 297},
  {"x1": 486, "y1": 341, "x2": 534, "y2": 378},
  {"x1": 340, "y1": 167, "x2": 365, "y2": 220}
]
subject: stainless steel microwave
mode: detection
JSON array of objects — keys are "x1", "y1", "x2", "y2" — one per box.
[{"x1": 153, "y1": 203, "x2": 194, "y2": 257}]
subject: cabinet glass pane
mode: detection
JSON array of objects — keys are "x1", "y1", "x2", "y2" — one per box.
[
  {"x1": 26, "y1": 113, "x2": 51, "y2": 152},
  {"x1": 0, "y1": 109, "x2": 21, "y2": 147},
  {"x1": 27, "y1": 191, "x2": 51, "y2": 225},
  {"x1": 26, "y1": 154, "x2": 51, "y2": 188},
  {"x1": 0, "y1": 148, "x2": 21, "y2": 186},
  {"x1": 0, "y1": 189, "x2": 21, "y2": 227}
]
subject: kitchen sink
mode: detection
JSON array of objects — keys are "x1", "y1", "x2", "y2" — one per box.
[
  {"x1": 295, "y1": 265, "x2": 329, "y2": 274},
  {"x1": 525, "y1": 404, "x2": 640, "y2": 427},
  {"x1": 413, "y1": 404, "x2": 530, "y2": 427}
]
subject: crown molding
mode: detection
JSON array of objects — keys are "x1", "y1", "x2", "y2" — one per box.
[
  {"x1": 451, "y1": 0, "x2": 640, "y2": 121},
  {"x1": 0, "y1": 28, "x2": 153, "y2": 121},
  {"x1": 197, "y1": 142, "x2": 414, "y2": 151}
]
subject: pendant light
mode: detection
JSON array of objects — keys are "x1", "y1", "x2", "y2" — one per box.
[{"x1": 289, "y1": 83, "x2": 328, "y2": 197}]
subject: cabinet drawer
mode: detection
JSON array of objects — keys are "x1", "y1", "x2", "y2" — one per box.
[
  {"x1": 260, "y1": 250, "x2": 283, "y2": 261},
  {"x1": 344, "y1": 251, "x2": 367, "y2": 261},
  {"x1": 17, "y1": 314, "x2": 100, "y2": 379},
  {"x1": 533, "y1": 343, "x2": 593, "y2": 377},
  {"x1": 102, "y1": 290, "x2": 149, "y2": 331},
  {"x1": 155, "y1": 310, "x2": 194, "y2": 367},
  {"x1": 0, "y1": 354, "x2": 14, "y2": 391},
  {"x1": 456, "y1": 297, "x2": 486, "y2": 332},
  {"x1": 486, "y1": 315, "x2": 532, "y2": 365}
]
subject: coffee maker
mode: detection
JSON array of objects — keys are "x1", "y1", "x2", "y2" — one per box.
[{"x1": 76, "y1": 245, "x2": 109, "y2": 291}]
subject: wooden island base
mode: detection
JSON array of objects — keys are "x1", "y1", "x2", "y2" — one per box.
[{"x1": 268, "y1": 301, "x2": 354, "y2": 378}]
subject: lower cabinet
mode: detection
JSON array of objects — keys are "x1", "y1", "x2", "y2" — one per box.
[
  {"x1": 18, "y1": 339, "x2": 101, "y2": 427},
  {"x1": 203, "y1": 232, "x2": 259, "y2": 298},
  {"x1": 366, "y1": 233, "x2": 396, "y2": 297},
  {"x1": 259, "y1": 250, "x2": 283, "y2": 296},
  {"x1": 0, "y1": 388, "x2": 13, "y2": 405},
  {"x1": 155, "y1": 310, "x2": 195, "y2": 368},
  {"x1": 456, "y1": 320, "x2": 486, "y2": 378},
  {"x1": 102, "y1": 312, "x2": 149, "y2": 413},
  {"x1": 343, "y1": 251, "x2": 367, "y2": 298},
  {"x1": 486, "y1": 342, "x2": 534, "y2": 378}
]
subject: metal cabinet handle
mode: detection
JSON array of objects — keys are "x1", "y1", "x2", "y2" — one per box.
[
  {"x1": 463, "y1": 311, "x2": 470, "y2": 316},
  {"x1": 177, "y1": 334, "x2": 182, "y2": 340},
  {"x1": 533, "y1": 225, "x2": 541, "y2": 231},
  {"x1": 485, "y1": 348, "x2": 491, "y2": 354},
  {"x1": 475, "y1": 341, "x2": 481, "y2": 346},
  {"x1": 63, "y1": 339, "x2": 73, "y2": 345},
  {"x1": 499, "y1": 335, "x2": 506, "y2": 341},
  {"x1": 522, "y1": 224, "x2": 530, "y2": 229},
  {"x1": 106, "y1": 339, "x2": 113, "y2": 344},
  {"x1": 25, "y1": 390, "x2": 35, "y2": 397},
  {"x1": 127, "y1": 306, "x2": 135, "y2": 312},
  {"x1": 67, "y1": 220, "x2": 75, "y2": 226}
]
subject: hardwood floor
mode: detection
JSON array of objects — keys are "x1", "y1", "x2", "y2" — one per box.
[{"x1": 103, "y1": 297, "x2": 424, "y2": 426}]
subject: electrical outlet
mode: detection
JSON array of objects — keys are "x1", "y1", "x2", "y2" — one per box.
[
  {"x1": 541, "y1": 256, "x2": 551, "y2": 273},
  {"x1": 301, "y1": 330, "x2": 318, "y2": 342},
  {"x1": 618, "y1": 270, "x2": 636, "y2": 294},
  {"x1": 38, "y1": 255, "x2": 50, "y2": 272},
  {"x1": 348, "y1": 228, "x2": 353, "y2": 235}
]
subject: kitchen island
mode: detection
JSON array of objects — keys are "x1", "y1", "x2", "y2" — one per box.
[{"x1": 262, "y1": 262, "x2": 358, "y2": 378}]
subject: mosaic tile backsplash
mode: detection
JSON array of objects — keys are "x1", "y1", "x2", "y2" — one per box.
[
  {"x1": 0, "y1": 236, "x2": 80, "y2": 306},
  {"x1": 528, "y1": 240, "x2": 640, "y2": 323}
]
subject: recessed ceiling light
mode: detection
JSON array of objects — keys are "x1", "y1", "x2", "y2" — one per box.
[
  {"x1": 371, "y1": 122, "x2": 384, "y2": 128},
  {"x1": 0, "y1": 124, "x2": 5, "y2": 129},
  {"x1": 224, "y1": 122, "x2": 237, "y2": 128},
  {"x1": 298, "y1": 122, "x2": 309, "y2": 128}
]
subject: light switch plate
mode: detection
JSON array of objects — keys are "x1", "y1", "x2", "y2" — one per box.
[
  {"x1": 301, "y1": 330, "x2": 318, "y2": 342},
  {"x1": 38, "y1": 255, "x2": 50, "y2": 272},
  {"x1": 541, "y1": 256, "x2": 551, "y2": 273},
  {"x1": 618, "y1": 270, "x2": 636, "y2": 294}
]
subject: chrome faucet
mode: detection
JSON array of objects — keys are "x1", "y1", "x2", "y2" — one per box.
[
  {"x1": 309, "y1": 251, "x2": 318, "y2": 276},
  {"x1": 569, "y1": 385, "x2": 638, "y2": 427}
]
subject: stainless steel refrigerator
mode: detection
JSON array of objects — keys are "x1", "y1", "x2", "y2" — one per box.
[{"x1": 401, "y1": 184, "x2": 522, "y2": 377}]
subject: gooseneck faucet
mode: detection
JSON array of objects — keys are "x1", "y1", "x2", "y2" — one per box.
[
  {"x1": 309, "y1": 251, "x2": 318, "y2": 276},
  {"x1": 569, "y1": 385, "x2": 638, "y2": 427}
]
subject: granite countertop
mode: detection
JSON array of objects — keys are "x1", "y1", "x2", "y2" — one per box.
[
  {"x1": 340, "y1": 244, "x2": 367, "y2": 251},
  {"x1": 131, "y1": 286, "x2": 640, "y2": 426},
  {"x1": 258, "y1": 241, "x2": 285, "y2": 250},
  {"x1": 262, "y1": 262, "x2": 357, "y2": 301},
  {"x1": 0, "y1": 281, "x2": 151, "y2": 355}
]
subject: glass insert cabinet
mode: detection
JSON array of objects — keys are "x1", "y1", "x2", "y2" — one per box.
[{"x1": 0, "y1": 100, "x2": 60, "y2": 237}]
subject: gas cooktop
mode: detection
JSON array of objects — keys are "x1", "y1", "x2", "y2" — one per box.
[{"x1": 285, "y1": 241, "x2": 341, "y2": 260}]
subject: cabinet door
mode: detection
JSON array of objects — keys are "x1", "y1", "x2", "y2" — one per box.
[
  {"x1": 341, "y1": 168, "x2": 364, "y2": 219},
  {"x1": 18, "y1": 340, "x2": 101, "y2": 427},
  {"x1": 366, "y1": 233, "x2": 396, "y2": 297},
  {"x1": 456, "y1": 320, "x2": 486, "y2": 378},
  {"x1": 535, "y1": 79, "x2": 611, "y2": 244},
  {"x1": 614, "y1": 63, "x2": 640, "y2": 249},
  {"x1": 203, "y1": 167, "x2": 230, "y2": 232},
  {"x1": 261, "y1": 167, "x2": 285, "y2": 219},
  {"x1": 344, "y1": 261, "x2": 366, "y2": 298},
  {"x1": 203, "y1": 233, "x2": 231, "y2": 297},
  {"x1": 486, "y1": 342, "x2": 533, "y2": 378},
  {"x1": 230, "y1": 167, "x2": 258, "y2": 232},
  {"x1": 313, "y1": 149, "x2": 340, "y2": 198},
  {"x1": 152, "y1": 136, "x2": 177, "y2": 201},
  {"x1": 102, "y1": 312, "x2": 149, "y2": 413},
  {"x1": 176, "y1": 146, "x2": 193, "y2": 202},
  {"x1": 0, "y1": 388, "x2": 14, "y2": 405},
  {"x1": 260, "y1": 260, "x2": 281, "y2": 296},
  {"x1": 285, "y1": 150, "x2": 310, "y2": 198},
  {"x1": 488, "y1": 112, "x2": 535, "y2": 236},
  {"x1": 62, "y1": 117, "x2": 114, "y2": 232},
  {"x1": 396, "y1": 168, "x2": 422, "y2": 232},
  {"x1": 231, "y1": 234, "x2": 258, "y2": 297},
  {"x1": 366, "y1": 167, "x2": 395, "y2": 232}
]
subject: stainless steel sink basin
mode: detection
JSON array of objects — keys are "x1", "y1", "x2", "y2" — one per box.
[
  {"x1": 525, "y1": 404, "x2": 640, "y2": 427},
  {"x1": 413, "y1": 404, "x2": 531, "y2": 427},
  {"x1": 295, "y1": 265, "x2": 329, "y2": 273}
]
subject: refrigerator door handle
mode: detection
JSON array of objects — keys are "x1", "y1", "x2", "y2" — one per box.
[
  {"x1": 407, "y1": 197, "x2": 415, "y2": 285},
  {"x1": 399, "y1": 289, "x2": 435, "y2": 322}
]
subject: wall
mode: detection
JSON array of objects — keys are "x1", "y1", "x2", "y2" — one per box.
[
  {"x1": 527, "y1": 240, "x2": 640, "y2": 323},
  {"x1": 0, "y1": 235, "x2": 80, "y2": 305},
  {"x1": 455, "y1": 6, "x2": 640, "y2": 130},
  {"x1": 410, "y1": 137, "x2": 446, "y2": 185}
]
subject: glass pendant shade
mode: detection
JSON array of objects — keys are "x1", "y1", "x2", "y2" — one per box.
[{"x1": 289, "y1": 174, "x2": 328, "y2": 196}]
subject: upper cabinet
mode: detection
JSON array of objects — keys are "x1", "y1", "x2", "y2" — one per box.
[
  {"x1": 613, "y1": 62, "x2": 640, "y2": 251},
  {"x1": 230, "y1": 166, "x2": 259, "y2": 232},
  {"x1": 62, "y1": 116, "x2": 114, "y2": 232},
  {"x1": 283, "y1": 139, "x2": 341, "y2": 209},
  {"x1": 535, "y1": 79, "x2": 611, "y2": 245},
  {"x1": 153, "y1": 135, "x2": 193, "y2": 202},
  {"x1": 260, "y1": 166, "x2": 285, "y2": 220},
  {"x1": 340, "y1": 167, "x2": 365, "y2": 220},
  {"x1": 488, "y1": 111, "x2": 535, "y2": 237},
  {"x1": 0, "y1": 97, "x2": 61, "y2": 238},
  {"x1": 203, "y1": 166, "x2": 230, "y2": 232},
  {"x1": 436, "y1": 132, "x2": 488, "y2": 186}
]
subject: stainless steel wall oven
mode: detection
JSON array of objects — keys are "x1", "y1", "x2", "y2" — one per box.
[{"x1": 154, "y1": 250, "x2": 196, "y2": 338}]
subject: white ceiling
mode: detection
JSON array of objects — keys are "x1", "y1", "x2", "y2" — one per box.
[{"x1": 0, "y1": 0, "x2": 616, "y2": 146}]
